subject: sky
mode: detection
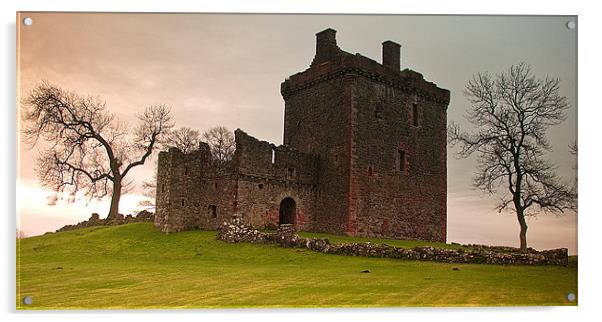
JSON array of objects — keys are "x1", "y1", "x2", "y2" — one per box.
[{"x1": 16, "y1": 13, "x2": 577, "y2": 253}]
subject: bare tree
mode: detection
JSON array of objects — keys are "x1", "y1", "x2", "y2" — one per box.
[
  {"x1": 202, "y1": 126, "x2": 235, "y2": 164},
  {"x1": 569, "y1": 141, "x2": 578, "y2": 156},
  {"x1": 449, "y1": 63, "x2": 576, "y2": 252},
  {"x1": 569, "y1": 141, "x2": 578, "y2": 208},
  {"x1": 16, "y1": 229, "x2": 27, "y2": 239},
  {"x1": 23, "y1": 82, "x2": 173, "y2": 219},
  {"x1": 140, "y1": 126, "x2": 233, "y2": 211},
  {"x1": 139, "y1": 169, "x2": 158, "y2": 211},
  {"x1": 137, "y1": 127, "x2": 202, "y2": 211},
  {"x1": 167, "y1": 127, "x2": 201, "y2": 153},
  {"x1": 569, "y1": 141, "x2": 578, "y2": 175}
]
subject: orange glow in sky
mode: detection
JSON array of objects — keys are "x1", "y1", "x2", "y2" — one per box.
[{"x1": 16, "y1": 13, "x2": 577, "y2": 253}]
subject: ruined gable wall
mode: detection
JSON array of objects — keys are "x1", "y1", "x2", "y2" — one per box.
[
  {"x1": 233, "y1": 130, "x2": 317, "y2": 230},
  {"x1": 154, "y1": 150, "x2": 172, "y2": 231},
  {"x1": 154, "y1": 146, "x2": 237, "y2": 232}
]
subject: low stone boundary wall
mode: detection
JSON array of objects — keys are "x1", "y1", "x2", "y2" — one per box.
[{"x1": 217, "y1": 218, "x2": 568, "y2": 266}]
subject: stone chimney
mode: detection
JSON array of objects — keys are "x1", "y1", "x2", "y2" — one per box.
[
  {"x1": 311, "y1": 28, "x2": 339, "y2": 67},
  {"x1": 382, "y1": 40, "x2": 401, "y2": 71}
]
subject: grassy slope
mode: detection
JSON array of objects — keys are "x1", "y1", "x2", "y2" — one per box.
[{"x1": 17, "y1": 223, "x2": 577, "y2": 309}]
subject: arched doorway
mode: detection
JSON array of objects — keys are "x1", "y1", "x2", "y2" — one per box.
[{"x1": 279, "y1": 197, "x2": 296, "y2": 225}]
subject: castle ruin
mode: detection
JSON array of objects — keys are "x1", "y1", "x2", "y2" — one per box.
[{"x1": 155, "y1": 28, "x2": 450, "y2": 242}]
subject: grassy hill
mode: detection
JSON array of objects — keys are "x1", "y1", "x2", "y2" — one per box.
[{"x1": 16, "y1": 223, "x2": 577, "y2": 309}]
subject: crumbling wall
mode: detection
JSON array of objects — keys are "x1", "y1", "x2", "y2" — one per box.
[
  {"x1": 233, "y1": 130, "x2": 317, "y2": 230},
  {"x1": 217, "y1": 218, "x2": 569, "y2": 266},
  {"x1": 155, "y1": 145, "x2": 237, "y2": 233}
]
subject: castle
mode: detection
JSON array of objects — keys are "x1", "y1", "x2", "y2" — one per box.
[{"x1": 154, "y1": 28, "x2": 450, "y2": 242}]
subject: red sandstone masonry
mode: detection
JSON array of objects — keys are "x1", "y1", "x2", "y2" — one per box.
[
  {"x1": 281, "y1": 29, "x2": 449, "y2": 241},
  {"x1": 156, "y1": 28, "x2": 450, "y2": 242}
]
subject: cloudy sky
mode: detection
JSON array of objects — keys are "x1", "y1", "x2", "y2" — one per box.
[{"x1": 16, "y1": 13, "x2": 577, "y2": 253}]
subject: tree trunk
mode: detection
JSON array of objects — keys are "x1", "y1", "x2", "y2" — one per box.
[
  {"x1": 517, "y1": 209, "x2": 528, "y2": 252},
  {"x1": 107, "y1": 178, "x2": 122, "y2": 220}
]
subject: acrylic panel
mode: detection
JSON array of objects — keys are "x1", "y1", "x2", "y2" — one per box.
[{"x1": 16, "y1": 12, "x2": 578, "y2": 309}]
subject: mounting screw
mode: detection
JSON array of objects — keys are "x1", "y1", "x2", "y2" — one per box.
[
  {"x1": 23, "y1": 17, "x2": 33, "y2": 26},
  {"x1": 567, "y1": 292, "x2": 576, "y2": 302},
  {"x1": 566, "y1": 21, "x2": 576, "y2": 30},
  {"x1": 22, "y1": 295, "x2": 33, "y2": 305}
]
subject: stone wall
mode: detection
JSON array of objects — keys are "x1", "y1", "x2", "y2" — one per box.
[
  {"x1": 155, "y1": 145, "x2": 237, "y2": 233},
  {"x1": 155, "y1": 130, "x2": 319, "y2": 233},
  {"x1": 280, "y1": 28, "x2": 449, "y2": 240},
  {"x1": 157, "y1": 28, "x2": 449, "y2": 243},
  {"x1": 281, "y1": 75, "x2": 351, "y2": 234},
  {"x1": 217, "y1": 218, "x2": 569, "y2": 266},
  {"x1": 234, "y1": 129, "x2": 318, "y2": 230},
  {"x1": 352, "y1": 75, "x2": 447, "y2": 242}
]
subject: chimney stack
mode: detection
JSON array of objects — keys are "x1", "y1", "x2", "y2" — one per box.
[
  {"x1": 382, "y1": 40, "x2": 401, "y2": 71},
  {"x1": 311, "y1": 28, "x2": 339, "y2": 67}
]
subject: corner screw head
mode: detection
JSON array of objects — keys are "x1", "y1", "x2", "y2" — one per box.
[
  {"x1": 23, "y1": 17, "x2": 33, "y2": 26},
  {"x1": 566, "y1": 21, "x2": 576, "y2": 30},
  {"x1": 22, "y1": 295, "x2": 33, "y2": 305},
  {"x1": 567, "y1": 292, "x2": 576, "y2": 302}
]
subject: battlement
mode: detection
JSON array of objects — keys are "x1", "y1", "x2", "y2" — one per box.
[
  {"x1": 234, "y1": 129, "x2": 318, "y2": 186},
  {"x1": 281, "y1": 28, "x2": 450, "y2": 105},
  {"x1": 156, "y1": 130, "x2": 318, "y2": 187},
  {"x1": 157, "y1": 142, "x2": 234, "y2": 180}
]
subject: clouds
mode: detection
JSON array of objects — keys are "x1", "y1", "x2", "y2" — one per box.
[
  {"x1": 447, "y1": 189, "x2": 577, "y2": 254},
  {"x1": 17, "y1": 181, "x2": 148, "y2": 236}
]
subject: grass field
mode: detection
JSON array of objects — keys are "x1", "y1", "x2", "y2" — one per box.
[{"x1": 16, "y1": 223, "x2": 577, "y2": 309}]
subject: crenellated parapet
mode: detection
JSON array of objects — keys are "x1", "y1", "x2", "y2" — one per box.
[{"x1": 234, "y1": 129, "x2": 318, "y2": 186}]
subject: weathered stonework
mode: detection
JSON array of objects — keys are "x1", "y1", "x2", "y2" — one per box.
[
  {"x1": 217, "y1": 219, "x2": 569, "y2": 266},
  {"x1": 156, "y1": 28, "x2": 450, "y2": 242}
]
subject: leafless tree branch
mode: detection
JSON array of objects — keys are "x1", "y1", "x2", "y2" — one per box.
[
  {"x1": 23, "y1": 81, "x2": 173, "y2": 218},
  {"x1": 448, "y1": 63, "x2": 575, "y2": 251}
]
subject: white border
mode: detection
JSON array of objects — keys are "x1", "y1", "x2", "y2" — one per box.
[{"x1": 3, "y1": 0, "x2": 600, "y2": 321}]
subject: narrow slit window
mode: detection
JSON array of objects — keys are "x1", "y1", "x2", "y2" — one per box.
[
  {"x1": 181, "y1": 198, "x2": 186, "y2": 206},
  {"x1": 184, "y1": 167, "x2": 189, "y2": 175},
  {"x1": 375, "y1": 106, "x2": 382, "y2": 119},
  {"x1": 412, "y1": 103, "x2": 419, "y2": 127},
  {"x1": 398, "y1": 150, "x2": 406, "y2": 172},
  {"x1": 271, "y1": 149, "x2": 276, "y2": 164},
  {"x1": 161, "y1": 183, "x2": 165, "y2": 193}
]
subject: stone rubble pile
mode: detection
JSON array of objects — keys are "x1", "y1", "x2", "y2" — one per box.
[
  {"x1": 217, "y1": 218, "x2": 568, "y2": 266},
  {"x1": 54, "y1": 210, "x2": 155, "y2": 233},
  {"x1": 216, "y1": 217, "x2": 270, "y2": 243}
]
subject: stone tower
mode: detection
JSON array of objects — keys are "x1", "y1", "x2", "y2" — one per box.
[
  {"x1": 155, "y1": 28, "x2": 449, "y2": 242},
  {"x1": 280, "y1": 28, "x2": 450, "y2": 241}
]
